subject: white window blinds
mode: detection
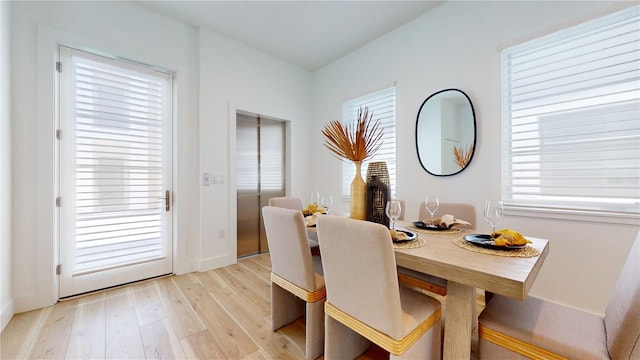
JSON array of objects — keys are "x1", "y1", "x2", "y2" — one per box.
[
  {"x1": 342, "y1": 86, "x2": 396, "y2": 197},
  {"x1": 501, "y1": 5, "x2": 640, "y2": 217},
  {"x1": 66, "y1": 49, "x2": 172, "y2": 274}
]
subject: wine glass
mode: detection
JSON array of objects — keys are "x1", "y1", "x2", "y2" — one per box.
[
  {"x1": 484, "y1": 200, "x2": 504, "y2": 239},
  {"x1": 310, "y1": 192, "x2": 320, "y2": 206},
  {"x1": 321, "y1": 196, "x2": 333, "y2": 214},
  {"x1": 385, "y1": 200, "x2": 402, "y2": 230},
  {"x1": 425, "y1": 197, "x2": 439, "y2": 224}
]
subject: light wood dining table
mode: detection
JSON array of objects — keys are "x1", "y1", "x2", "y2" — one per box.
[{"x1": 393, "y1": 221, "x2": 550, "y2": 360}]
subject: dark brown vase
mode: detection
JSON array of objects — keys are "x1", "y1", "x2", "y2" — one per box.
[{"x1": 366, "y1": 175, "x2": 390, "y2": 227}]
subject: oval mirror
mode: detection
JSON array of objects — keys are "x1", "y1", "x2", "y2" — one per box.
[{"x1": 415, "y1": 89, "x2": 476, "y2": 176}]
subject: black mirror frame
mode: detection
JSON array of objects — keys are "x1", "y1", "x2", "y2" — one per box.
[{"x1": 415, "y1": 88, "x2": 477, "y2": 177}]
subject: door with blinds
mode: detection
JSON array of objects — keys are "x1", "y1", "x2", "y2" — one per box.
[{"x1": 58, "y1": 46, "x2": 173, "y2": 298}]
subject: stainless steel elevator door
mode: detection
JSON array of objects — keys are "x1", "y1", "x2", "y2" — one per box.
[{"x1": 236, "y1": 113, "x2": 285, "y2": 257}]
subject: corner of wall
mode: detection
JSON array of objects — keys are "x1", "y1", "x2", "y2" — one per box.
[{"x1": 0, "y1": 0, "x2": 14, "y2": 332}]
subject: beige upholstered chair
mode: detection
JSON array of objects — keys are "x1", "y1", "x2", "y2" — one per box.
[
  {"x1": 397, "y1": 199, "x2": 406, "y2": 220},
  {"x1": 268, "y1": 196, "x2": 320, "y2": 250},
  {"x1": 478, "y1": 230, "x2": 640, "y2": 359},
  {"x1": 398, "y1": 202, "x2": 477, "y2": 297},
  {"x1": 268, "y1": 196, "x2": 304, "y2": 210},
  {"x1": 317, "y1": 215, "x2": 442, "y2": 359},
  {"x1": 261, "y1": 206, "x2": 325, "y2": 360},
  {"x1": 417, "y1": 201, "x2": 477, "y2": 229}
]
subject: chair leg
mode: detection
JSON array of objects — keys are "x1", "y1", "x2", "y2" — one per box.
[
  {"x1": 305, "y1": 300, "x2": 324, "y2": 360},
  {"x1": 391, "y1": 321, "x2": 441, "y2": 359},
  {"x1": 271, "y1": 282, "x2": 304, "y2": 330},
  {"x1": 324, "y1": 313, "x2": 370, "y2": 360}
]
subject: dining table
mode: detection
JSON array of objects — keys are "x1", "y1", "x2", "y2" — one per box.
[
  {"x1": 306, "y1": 217, "x2": 550, "y2": 360},
  {"x1": 393, "y1": 220, "x2": 550, "y2": 360}
]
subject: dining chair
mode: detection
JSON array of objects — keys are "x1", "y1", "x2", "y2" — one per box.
[
  {"x1": 261, "y1": 206, "x2": 325, "y2": 360},
  {"x1": 268, "y1": 196, "x2": 304, "y2": 210},
  {"x1": 268, "y1": 196, "x2": 320, "y2": 251},
  {"x1": 417, "y1": 201, "x2": 476, "y2": 229},
  {"x1": 398, "y1": 202, "x2": 477, "y2": 297},
  {"x1": 478, "y1": 230, "x2": 640, "y2": 359},
  {"x1": 317, "y1": 215, "x2": 442, "y2": 359},
  {"x1": 397, "y1": 199, "x2": 406, "y2": 220}
]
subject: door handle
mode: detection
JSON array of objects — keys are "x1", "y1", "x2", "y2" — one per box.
[{"x1": 157, "y1": 190, "x2": 170, "y2": 211}]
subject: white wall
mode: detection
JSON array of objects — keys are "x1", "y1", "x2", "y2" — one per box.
[
  {"x1": 1, "y1": 0, "x2": 13, "y2": 331},
  {"x1": 197, "y1": 28, "x2": 312, "y2": 270},
  {"x1": 311, "y1": 1, "x2": 639, "y2": 315}
]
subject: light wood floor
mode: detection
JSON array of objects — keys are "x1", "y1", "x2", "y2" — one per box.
[{"x1": 1, "y1": 254, "x2": 484, "y2": 359}]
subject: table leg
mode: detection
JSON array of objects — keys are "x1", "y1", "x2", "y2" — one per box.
[{"x1": 443, "y1": 281, "x2": 474, "y2": 360}]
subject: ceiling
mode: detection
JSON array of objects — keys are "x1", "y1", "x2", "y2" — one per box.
[{"x1": 134, "y1": 1, "x2": 445, "y2": 71}]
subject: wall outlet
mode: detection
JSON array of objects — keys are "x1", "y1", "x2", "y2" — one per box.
[
  {"x1": 218, "y1": 229, "x2": 225, "y2": 238},
  {"x1": 203, "y1": 172, "x2": 210, "y2": 186}
]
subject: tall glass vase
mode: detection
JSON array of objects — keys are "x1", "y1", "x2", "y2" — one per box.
[{"x1": 350, "y1": 161, "x2": 366, "y2": 220}]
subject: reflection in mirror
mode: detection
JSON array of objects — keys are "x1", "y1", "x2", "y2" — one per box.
[{"x1": 415, "y1": 89, "x2": 476, "y2": 176}]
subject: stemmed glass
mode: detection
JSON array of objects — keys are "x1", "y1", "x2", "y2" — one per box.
[
  {"x1": 321, "y1": 196, "x2": 333, "y2": 214},
  {"x1": 385, "y1": 200, "x2": 402, "y2": 230},
  {"x1": 425, "y1": 197, "x2": 440, "y2": 224},
  {"x1": 310, "y1": 192, "x2": 320, "y2": 206},
  {"x1": 484, "y1": 200, "x2": 504, "y2": 239}
]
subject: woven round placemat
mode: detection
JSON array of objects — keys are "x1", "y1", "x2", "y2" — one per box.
[
  {"x1": 453, "y1": 237, "x2": 540, "y2": 257},
  {"x1": 393, "y1": 236, "x2": 426, "y2": 249},
  {"x1": 408, "y1": 225, "x2": 462, "y2": 235}
]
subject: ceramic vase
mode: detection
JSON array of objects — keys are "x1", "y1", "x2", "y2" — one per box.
[{"x1": 350, "y1": 161, "x2": 366, "y2": 220}]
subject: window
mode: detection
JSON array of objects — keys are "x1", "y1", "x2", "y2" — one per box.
[
  {"x1": 501, "y1": 5, "x2": 640, "y2": 219},
  {"x1": 342, "y1": 86, "x2": 396, "y2": 197}
]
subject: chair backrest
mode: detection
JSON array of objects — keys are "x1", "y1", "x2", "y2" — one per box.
[
  {"x1": 268, "y1": 196, "x2": 304, "y2": 211},
  {"x1": 604, "y1": 230, "x2": 640, "y2": 359},
  {"x1": 397, "y1": 199, "x2": 406, "y2": 220},
  {"x1": 317, "y1": 215, "x2": 404, "y2": 339},
  {"x1": 418, "y1": 201, "x2": 476, "y2": 229},
  {"x1": 261, "y1": 206, "x2": 316, "y2": 291}
]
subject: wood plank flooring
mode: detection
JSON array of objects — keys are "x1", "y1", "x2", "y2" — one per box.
[{"x1": 1, "y1": 254, "x2": 484, "y2": 359}]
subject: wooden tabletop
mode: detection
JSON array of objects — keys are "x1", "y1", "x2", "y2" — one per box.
[
  {"x1": 394, "y1": 223, "x2": 550, "y2": 359},
  {"x1": 393, "y1": 226, "x2": 549, "y2": 300}
]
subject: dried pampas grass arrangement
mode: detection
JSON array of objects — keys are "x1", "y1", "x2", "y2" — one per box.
[
  {"x1": 321, "y1": 107, "x2": 383, "y2": 162},
  {"x1": 453, "y1": 144, "x2": 474, "y2": 169}
]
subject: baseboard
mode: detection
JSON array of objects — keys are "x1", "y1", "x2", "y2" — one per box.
[
  {"x1": 198, "y1": 254, "x2": 236, "y2": 272},
  {"x1": 1, "y1": 297, "x2": 14, "y2": 332}
]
